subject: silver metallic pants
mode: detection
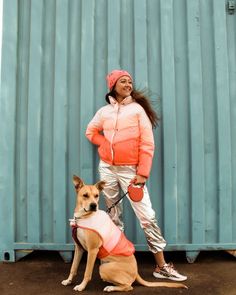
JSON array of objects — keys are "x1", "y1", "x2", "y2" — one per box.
[{"x1": 98, "y1": 160, "x2": 166, "y2": 253}]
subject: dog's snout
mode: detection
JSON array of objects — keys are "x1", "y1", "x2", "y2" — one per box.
[{"x1": 90, "y1": 203, "x2": 97, "y2": 211}]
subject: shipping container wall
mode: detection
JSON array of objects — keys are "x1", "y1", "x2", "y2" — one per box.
[{"x1": 0, "y1": 0, "x2": 235, "y2": 262}]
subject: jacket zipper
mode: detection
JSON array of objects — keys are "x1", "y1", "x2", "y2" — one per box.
[{"x1": 111, "y1": 105, "x2": 120, "y2": 163}]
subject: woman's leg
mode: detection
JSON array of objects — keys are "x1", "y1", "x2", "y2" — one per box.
[
  {"x1": 98, "y1": 161, "x2": 124, "y2": 231},
  {"x1": 153, "y1": 251, "x2": 166, "y2": 268},
  {"x1": 116, "y1": 165, "x2": 187, "y2": 281},
  {"x1": 117, "y1": 166, "x2": 167, "y2": 253}
]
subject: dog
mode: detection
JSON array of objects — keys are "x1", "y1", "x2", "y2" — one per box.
[{"x1": 61, "y1": 175, "x2": 187, "y2": 292}]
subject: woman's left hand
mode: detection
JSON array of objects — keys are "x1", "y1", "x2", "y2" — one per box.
[{"x1": 133, "y1": 175, "x2": 147, "y2": 185}]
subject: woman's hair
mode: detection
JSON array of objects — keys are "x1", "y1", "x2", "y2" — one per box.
[{"x1": 105, "y1": 88, "x2": 159, "y2": 128}]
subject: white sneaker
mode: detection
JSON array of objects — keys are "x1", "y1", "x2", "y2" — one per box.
[{"x1": 153, "y1": 262, "x2": 187, "y2": 282}]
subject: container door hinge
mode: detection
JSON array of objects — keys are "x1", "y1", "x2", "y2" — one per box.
[{"x1": 227, "y1": 0, "x2": 235, "y2": 14}]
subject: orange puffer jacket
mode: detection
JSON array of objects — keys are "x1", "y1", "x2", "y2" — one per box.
[{"x1": 86, "y1": 96, "x2": 155, "y2": 178}]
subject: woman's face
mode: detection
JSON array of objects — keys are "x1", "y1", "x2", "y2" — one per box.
[{"x1": 114, "y1": 75, "x2": 133, "y2": 100}]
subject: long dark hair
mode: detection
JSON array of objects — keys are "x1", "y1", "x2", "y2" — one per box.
[{"x1": 105, "y1": 88, "x2": 159, "y2": 128}]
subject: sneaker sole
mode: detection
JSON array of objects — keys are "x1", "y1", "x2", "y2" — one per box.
[{"x1": 153, "y1": 272, "x2": 187, "y2": 282}]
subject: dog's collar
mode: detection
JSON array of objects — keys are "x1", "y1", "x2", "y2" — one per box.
[
  {"x1": 69, "y1": 216, "x2": 82, "y2": 227},
  {"x1": 69, "y1": 208, "x2": 91, "y2": 226}
]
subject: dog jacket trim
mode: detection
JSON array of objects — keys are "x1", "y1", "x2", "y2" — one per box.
[{"x1": 74, "y1": 210, "x2": 135, "y2": 259}]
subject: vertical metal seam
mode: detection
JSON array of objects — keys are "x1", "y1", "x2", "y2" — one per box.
[
  {"x1": 160, "y1": 0, "x2": 178, "y2": 242},
  {"x1": 213, "y1": 0, "x2": 233, "y2": 243}
]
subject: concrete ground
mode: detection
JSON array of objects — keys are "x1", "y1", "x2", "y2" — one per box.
[{"x1": 0, "y1": 250, "x2": 235, "y2": 295}]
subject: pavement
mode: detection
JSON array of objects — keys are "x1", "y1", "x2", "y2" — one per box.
[{"x1": 0, "y1": 250, "x2": 235, "y2": 295}]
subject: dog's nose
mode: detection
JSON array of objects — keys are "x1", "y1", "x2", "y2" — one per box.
[{"x1": 90, "y1": 203, "x2": 97, "y2": 211}]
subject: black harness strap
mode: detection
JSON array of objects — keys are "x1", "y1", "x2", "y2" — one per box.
[{"x1": 72, "y1": 226, "x2": 85, "y2": 251}]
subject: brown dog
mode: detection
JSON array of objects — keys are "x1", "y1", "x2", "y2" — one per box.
[{"x1": 61, "y1": 175, "x2": 187, "y2": 292}]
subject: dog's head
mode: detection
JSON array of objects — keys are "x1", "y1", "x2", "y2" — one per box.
[{"x1": 73, "y1": 175, "x2": 106, "y2": 218}]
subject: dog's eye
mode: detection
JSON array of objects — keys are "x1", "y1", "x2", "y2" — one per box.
[
  {"x1": 83, "y1": 193, "x2": 89, "y2": 198},
  {"x1": 94, "y1": 194, "x2": 99, "y2": 198}
]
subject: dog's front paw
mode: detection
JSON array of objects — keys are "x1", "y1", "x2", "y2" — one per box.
[
  {"x1": 61, "y1": 279, "x2": 72, "y2": 286},
  {"x1": 103, "y1": 286, "x2": 115, "y2": 292},
  {"x1": 73, "y1": 283, "x2": 86, "y2": 292}
]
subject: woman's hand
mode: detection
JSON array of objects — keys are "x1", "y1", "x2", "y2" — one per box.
[{"x1": 133, "y1": 175, "x2": 147, "y2": 185}]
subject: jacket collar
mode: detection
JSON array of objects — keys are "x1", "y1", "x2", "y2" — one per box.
[{"x1": 108, "y1": 95, "x2": 133, "y2": 106}]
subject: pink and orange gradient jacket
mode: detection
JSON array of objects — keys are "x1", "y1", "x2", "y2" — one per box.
[
  {"x1": 73, "y1": 210, "x2": 135, "y2": 259},
  {"x1": 86, "y1": 96, "x2": 155, "y2": 178}
]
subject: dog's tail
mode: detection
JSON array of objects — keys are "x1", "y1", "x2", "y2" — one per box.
[{"x1": 136, "y1": 273, "x2": 188, "y2": 289}]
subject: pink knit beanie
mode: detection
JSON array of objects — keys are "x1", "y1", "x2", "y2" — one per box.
[{"x1": 106, "y1": 69, "x2": 133, "y2": 90}]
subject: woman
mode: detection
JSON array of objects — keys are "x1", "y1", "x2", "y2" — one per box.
[{"x1": 85, "y1": 69, "x2": 187, "y2": 281}]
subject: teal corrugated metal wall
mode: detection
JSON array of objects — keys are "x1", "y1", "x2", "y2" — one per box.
[{"x1": 0, "y1": 0, "x2": 235, "y2": 262}]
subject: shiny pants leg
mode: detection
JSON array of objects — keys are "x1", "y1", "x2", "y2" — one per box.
[{"x1": 98, "y1": 161, "x2": 166, "y2": 253}]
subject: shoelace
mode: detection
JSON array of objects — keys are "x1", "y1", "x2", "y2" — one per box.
[
  {"x1": 155, "y1": 262, "x2": 175, "y2": 273},
  {"x1": 162, "y1": 263, "x2": 179, "y2": 275}
]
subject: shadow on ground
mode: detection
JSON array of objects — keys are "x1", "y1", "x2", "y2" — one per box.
[{"x1": 0, "y1": 250, "x2": 235, "y2": 295}]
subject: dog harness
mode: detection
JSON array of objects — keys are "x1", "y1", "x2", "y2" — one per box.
[{"x1": 71, "y1": 210, "x2": 135, "y2": 259}]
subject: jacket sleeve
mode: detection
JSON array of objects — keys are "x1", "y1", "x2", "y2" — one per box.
[
  {"x1": 137, "y1": 109, "x2": 155, "y2": 178},
  {"x1": 85, "y1": 108, "x2": 106, "y2": 146}
]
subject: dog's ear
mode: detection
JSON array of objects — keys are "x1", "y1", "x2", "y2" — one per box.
[
  {"x1": 73, "y1": 175, "x2": 85, "y2": 192},
  {"x1": 95, "y1": 180, "x2": 106, "y2": 192}
]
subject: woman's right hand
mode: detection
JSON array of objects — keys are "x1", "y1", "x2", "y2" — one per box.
[{"x1": 133, "y1": 175, "x2": 147, "y2": 185}]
